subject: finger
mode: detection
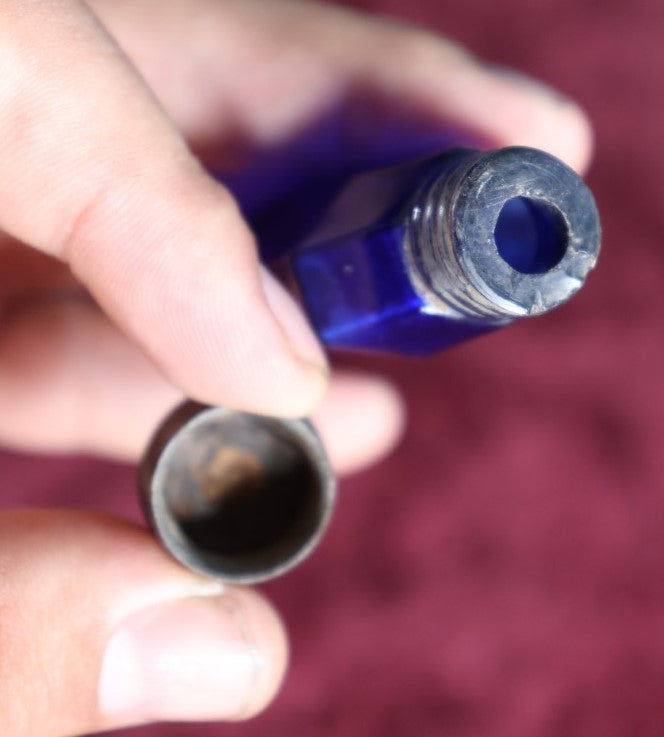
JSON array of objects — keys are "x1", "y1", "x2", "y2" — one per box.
[
  {"x1": 313, "y1": 372, "x2": 406, "y2": 475},
  {"x1": 0, "y1": 298, "x2": 181, "y2": 458},
  {"x1": 0, "y1": 1, "x2": 327, "y2": 417},
  {"x1": 0, "y1": 299, "x2": 404, "y2": 472},
  {"x1": 91, "y1": 0, "x2": 592, "y2": 172},
  {"x1": 0, "y1": 509, "x2": 288, "y2": 737}
]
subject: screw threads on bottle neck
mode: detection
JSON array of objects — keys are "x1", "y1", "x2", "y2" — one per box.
[
  {"x1": 403, "y1": 147, "x2": 601, "y2": 323},
  {"x1": 406, "y1": 150, "x2": 510, "y2": 321}
]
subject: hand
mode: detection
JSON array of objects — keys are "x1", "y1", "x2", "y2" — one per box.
[{"x1": 0, "y1": 1, "x2": 592, "y2": 734}]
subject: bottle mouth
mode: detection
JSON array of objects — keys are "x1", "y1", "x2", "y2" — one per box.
[
  {"x1": 405, "y1": 146, "x2": 601, "y2": 321},
  {"x1": 139, "y1": 402, "x2": 336, "y2": 584},
  {"x1": 493, "y1": 195, "x2": 568, "y2": 275},
  {"x1": 452, "y1": 147, "x2": 601, "y2": 317}
]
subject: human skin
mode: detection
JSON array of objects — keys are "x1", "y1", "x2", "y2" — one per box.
[{"x1": 0, "y1": 1, "x2": 592, "y2": 735}]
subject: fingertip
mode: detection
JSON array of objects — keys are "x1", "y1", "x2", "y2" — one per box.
[
  {"x1": 342, "y1": 21, "x2": 595, "y2": 175},
  {"x1": 513, "y1": 85, "x2": 594, "y2": 174},
  {"x1": 314, "y1": 373, "x2": 406, "y2": 475},
  {"x1": 554, "y1": 97, "x2": 594, "y2": 174},
  {"x1": 98, "y1": 587, "x2": 289, "y2": 724},
  {"x1": 480, "y1": 65, "x2": 595, "y2": 173}
]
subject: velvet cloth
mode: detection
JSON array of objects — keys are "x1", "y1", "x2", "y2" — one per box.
[{"x1": 1, "y1": 0, "x2": 663, "y2": 734}]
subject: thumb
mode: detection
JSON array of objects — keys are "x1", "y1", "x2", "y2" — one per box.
[
  {"x1": 0, "y1": 1, "x2": 327, "y2": 415},
  {"x1": 0, "y1": 510, "x2": 288, "y2": 736}
]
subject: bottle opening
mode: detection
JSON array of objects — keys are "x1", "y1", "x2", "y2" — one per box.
[
  {"x1": 493, "y1": 196, "x2": 568, "y2": 274},
  {"x1": 148, "y1": 409, "x2": 332, "y2": 582}
]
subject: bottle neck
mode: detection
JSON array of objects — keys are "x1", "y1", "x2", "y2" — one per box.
[{"x1": 403, "y1": 147, "x2": 601, "y2": 322}]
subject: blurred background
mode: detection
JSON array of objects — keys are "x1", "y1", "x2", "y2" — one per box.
[{"x1": 2, "y1": 0, "x2": 664, "y2": 735}]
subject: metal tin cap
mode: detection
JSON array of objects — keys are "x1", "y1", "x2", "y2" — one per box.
[{"x1": 139, "y1": 402, "x2": 336, "y2": 584}]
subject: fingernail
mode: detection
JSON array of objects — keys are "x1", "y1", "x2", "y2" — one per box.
[
  {"x1": 260, "y1": 267, "x2": 328, "y2": 374},
  {"x1": 99, "y1": 594, "x2": 270, "y2": 722}
]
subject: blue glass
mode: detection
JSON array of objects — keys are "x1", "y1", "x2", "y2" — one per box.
[
  {"x1": 253, "y1": 147, "x2": 601, "y2": 356},
  {"x1": 493, "y1": 196, "x2": 568, "y2": 274}
]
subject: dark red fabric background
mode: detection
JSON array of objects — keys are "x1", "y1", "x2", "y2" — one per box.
[{"x1": 2, "y1": 0, "x2": 663, "y2": 735}]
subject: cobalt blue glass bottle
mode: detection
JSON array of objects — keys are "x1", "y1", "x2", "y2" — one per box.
[
  {"x1": 138, "y1": 147, "x2": 601, "y2": 583},
  {"x1": 260, "y1": 147, "x2": 601, "y2": 356}
]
